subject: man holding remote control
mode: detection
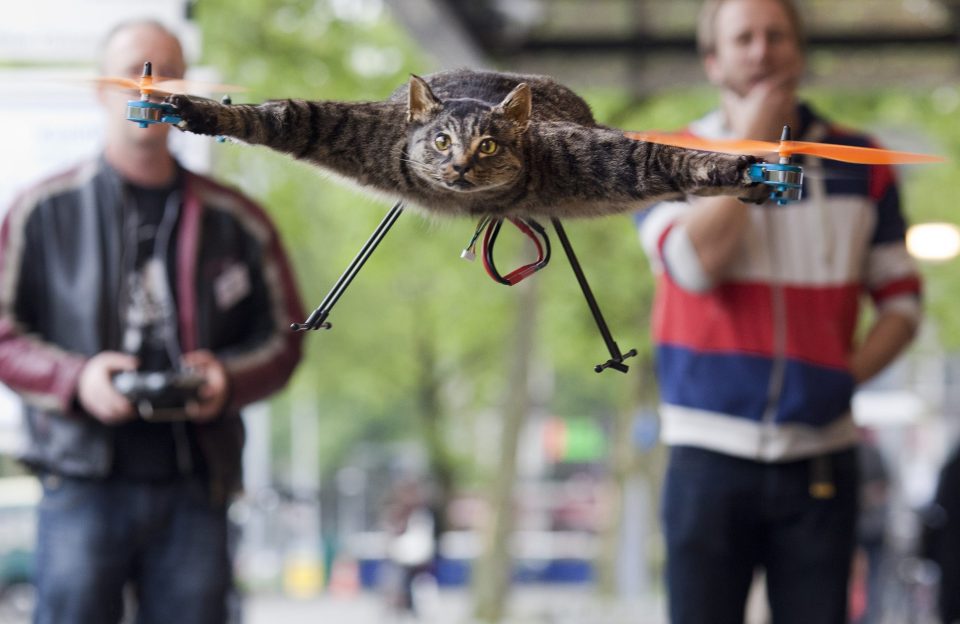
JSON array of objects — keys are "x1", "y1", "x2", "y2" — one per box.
[{"x1": 0, "y1": 20, "x2": 304, "y2": 623}]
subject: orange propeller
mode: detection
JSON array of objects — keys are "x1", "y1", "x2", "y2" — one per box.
[
  {"x1": 625, "y1": 131, "x2": 945, "y2": 165},
  {"x1": 89, "y1": 75, "x2": 246, "y2": 98},
  {"x1": 78, "y1": 61, "x2": 245, "y2": 99}
]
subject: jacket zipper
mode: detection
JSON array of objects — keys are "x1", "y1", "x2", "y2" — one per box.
[
  {"x1": 760, "y1": 206, "x2": 787, "y2": 456},
  {"x1": 173, "y1": 421, "x2": 194, "y2": 475}
]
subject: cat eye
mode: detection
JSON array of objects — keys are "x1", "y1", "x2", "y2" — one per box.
[
  {"x1": 434, "y1": 133, "x2": 451, "y2": 151},
  {"x1": 478, "y1": 138, "x2": 499, "y2": 155}
]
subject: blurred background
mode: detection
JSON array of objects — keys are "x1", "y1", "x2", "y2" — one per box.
[{"x1": 2, "y1": 0, "x2": 960, "y2": 622}]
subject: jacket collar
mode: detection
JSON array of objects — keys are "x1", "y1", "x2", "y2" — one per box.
[{"x1": 95, "y1": 153, "x2": 185, "y2": 194}]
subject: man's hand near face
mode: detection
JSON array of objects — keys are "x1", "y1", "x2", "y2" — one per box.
[{"x1": 726, "y1": 60, "x2": 803, "y2": 140}]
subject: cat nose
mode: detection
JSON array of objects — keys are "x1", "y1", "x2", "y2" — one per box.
[{"x1": 451, "y1": 162, "x2": 471, "y2": 175}]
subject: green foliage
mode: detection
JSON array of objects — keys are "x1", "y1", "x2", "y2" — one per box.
[
  {"x1": 192, "y1": 0, "x2": 960, "y2": 482},
  {"x1": 587, "y1": 84, "x2": 960, "y2": 346},
  {"x1": 195, "y1": 1, "x2": 522, "y2": 479}
]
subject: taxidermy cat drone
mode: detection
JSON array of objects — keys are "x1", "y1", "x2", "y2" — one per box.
[{"x1": 110, "y1": 62, "x2": 943, "y2": 373}]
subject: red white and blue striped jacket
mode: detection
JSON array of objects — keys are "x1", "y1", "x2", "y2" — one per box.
[{"x1": 638, "y1": 104, "x2": 922, "y2": 461}]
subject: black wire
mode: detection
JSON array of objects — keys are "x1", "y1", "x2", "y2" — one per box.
[
  {"x1": 483, "y1": 218, "x2": 511, "y2": 285},
  {"x1": 521, "y1": 217, "x2": 551, "y2": 267},
  {"x1": 483, "y1": 217, "x2": 553, "y2": 286}
]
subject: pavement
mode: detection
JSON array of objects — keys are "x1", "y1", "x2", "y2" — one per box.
[
  {"x1": 245, "y1": 586, "x2": 668, "y2": 624},
  {"x1": 0, "y1": 583, "x2": 667, "y2": 623}
]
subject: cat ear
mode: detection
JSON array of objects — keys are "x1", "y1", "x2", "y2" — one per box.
[
  {"x1": 496, "y1": 83, "x2": 531, "y2": 132},
  {"x1": 408, "y1": 74, "x2": 442, "y2": 124}
]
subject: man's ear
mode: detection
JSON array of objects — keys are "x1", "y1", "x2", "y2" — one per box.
[
  {"x1": 496, "y1": 83, "x2": 531, "y2": 132},
  {"x1": 703, "y1": 54, "x2": 721, "y2": 86},
  {"x1": 408, "y1": 74, "x2": 442, "y2": 124}
]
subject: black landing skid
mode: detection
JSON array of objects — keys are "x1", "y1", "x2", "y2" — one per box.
[{"x1": 291, "y1": 200, "x2": 636, "y2": 374}]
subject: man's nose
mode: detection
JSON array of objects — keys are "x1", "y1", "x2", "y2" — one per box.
[{"x1": 747, "y1": 36, "x2": 772, "y2": 61}]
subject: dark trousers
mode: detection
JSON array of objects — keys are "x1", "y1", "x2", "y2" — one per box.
[
  {"x1": 662, "y1": 445, "x2": 860, "y2": 624},
  {"x1": 33, "y1": 475, "x2": 231, "y2": 624}
]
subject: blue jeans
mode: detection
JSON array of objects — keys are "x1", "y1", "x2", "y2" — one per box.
[
  {"x1": 33, "y1": 475, "x2": 230, "y2": 624},
  {"x1": 662, "y1": 446, "x2": 859, "y2": 624}
]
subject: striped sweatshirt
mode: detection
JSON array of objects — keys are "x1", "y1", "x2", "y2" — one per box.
[{"x1": 637, "y1": 104, "x2": 922, "y2": 461}]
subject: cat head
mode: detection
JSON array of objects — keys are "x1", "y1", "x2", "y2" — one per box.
[{"x1": 404, "y1": 74, "x2": 530, "y2": 194}]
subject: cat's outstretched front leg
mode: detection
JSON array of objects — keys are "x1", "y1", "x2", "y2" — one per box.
[
  {"x1": 165, "y1": 94, "x2": 403, "y2": 151},
  {"x1": 682, "y1": 151, "x2": 770, "y2": 204},
  {"x1": 164, "y1": 94, "x2": 407, "y2": 189},
  {"x1": 166, "y1": 95, "x2": 237, "y2": 138},
  {"x1": 635, "y1": 139, "x2": 769, "y2": 203},
  {"x1": 530, "y1": 126, "x2": 771, "y2": 217},
  {"x1": 166, "y1": 94, "x2": 365, "y2": 154}
]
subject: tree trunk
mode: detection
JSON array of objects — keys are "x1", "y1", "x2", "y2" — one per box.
[
  {"x1": 471, "y1": 282, "x2": 538, "y2": 623},
  {"x1": 595, "y1": 352, "x2": 657, "y2": 598},
  {"x1": 413, "y1": 313, "x2": 456, "y2": 531},
  {"x1": 595, "y1": 283, "x2": 660, "y2": 601}
]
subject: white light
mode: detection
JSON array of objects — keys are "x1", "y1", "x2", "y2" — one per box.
[
  {"x1": 906, "y1": 222, "x2": 960, "y2": 261},
  {"x1": 329, "y1": 0, "x2": 382, "y2": 24}
]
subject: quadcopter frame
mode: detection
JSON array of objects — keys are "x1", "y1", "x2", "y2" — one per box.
[
  {"x1": 287, "y1": 130, "x2": 809, "y2": 373},
  {"x1": 116, "y1": 61, "x2": 941, "y2": 372},
  {"x1": 290, "y1": 203, "x2": 638, "y2": 374}
]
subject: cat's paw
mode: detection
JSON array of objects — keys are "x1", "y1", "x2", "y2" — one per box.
[
  {"x1": 736, "y1": 155, "x2": 770, "y2": 204},
  {"x1": 164, "y1": 94, "x2": 222, "y2": 136}
]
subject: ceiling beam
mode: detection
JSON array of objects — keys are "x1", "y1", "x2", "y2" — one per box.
[
  {"x1": 383, "y1": 0, "x2": 491, "y2": 69},
  {"x1": 510, "y1": 31, "x2": 959, "y2": 56}
]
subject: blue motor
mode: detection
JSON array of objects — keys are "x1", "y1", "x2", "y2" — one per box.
[
  {"x1": 748, "y1": 161, "x2": 804, "y2": 205},
  {"x1": 748, "y1": 125, "x2": 804, "y2": 205},
  {"x1": 126, "y1": 100, "x2": 182, "y2": 128}
]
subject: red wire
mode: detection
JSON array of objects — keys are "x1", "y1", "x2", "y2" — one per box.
[
  {"x1": 509, "y1": 218, "x2": 544, "y2": 259},
  {"x1": 480, "y1": 220, "x2": 504, "y2": 284},
  {"x1": 481, "y1": 218, "x2": 548, "y2": 286}
]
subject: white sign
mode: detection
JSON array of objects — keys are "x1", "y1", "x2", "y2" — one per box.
[
  {"x1": 0, "y1": 69, "x2": 212, "y2": 211},
  {"x1": 1, "y1": 0, "x2": 196, "y2": 63},
  {"x1": 0, "y1": 71, "x2": 104, "y2": 210}
]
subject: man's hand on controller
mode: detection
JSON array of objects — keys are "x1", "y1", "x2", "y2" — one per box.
[{"x1": 77, "y1": 351, "x2": 138, "y2": 424}]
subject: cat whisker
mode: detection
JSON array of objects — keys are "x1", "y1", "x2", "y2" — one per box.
[
  {"x1": 400, "y1": 165, "x2": 433, "y2": 176},
  {"x1": 399, "y1": 156, "x2": 427, "y2": 164},
  {"x1": 398, "y1": 157, "x2": 433, "y2": 172},
  {"x1": 399, "y1": 158, "x2": 460, "y2": 186},
  {"x1": 399, "y1": 159, "x2": 445, "y2": 183}
]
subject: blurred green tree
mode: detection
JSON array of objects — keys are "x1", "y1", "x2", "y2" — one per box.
[
  {"x1": 192, "y1": 0, "x2": 654, "y2": 491},
  {"x1": 191, "y1": 0, "x2": 960, "y2": 610}
]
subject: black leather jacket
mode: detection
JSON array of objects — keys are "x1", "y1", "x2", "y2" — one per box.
[{"x1": 0, "y1": 156, "x2": 304, "y2": 500}]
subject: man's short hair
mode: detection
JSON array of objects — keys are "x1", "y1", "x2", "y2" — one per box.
[
  {"x1": 696, "y1": 0, "x2": 805, "y2": 57},
  {"x1": 98, "y1": 19, "x2": 184, "y2": 74}
]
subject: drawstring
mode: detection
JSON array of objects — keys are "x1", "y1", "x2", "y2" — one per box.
[
  {"x1": 809, "y1": 455, "x2": 836, "y2": 499},
  {"x1": 804, "y1": 155, "x2": 833, "y2": 268}
]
